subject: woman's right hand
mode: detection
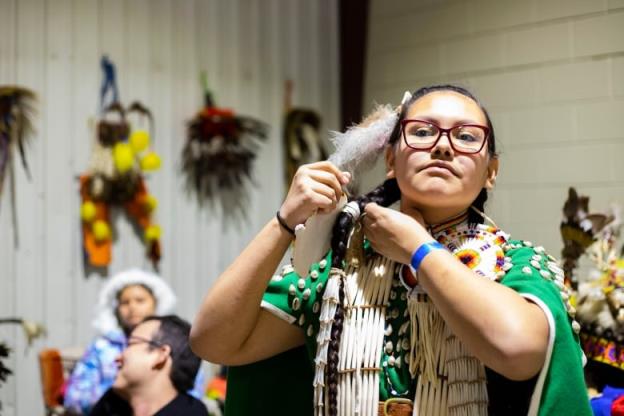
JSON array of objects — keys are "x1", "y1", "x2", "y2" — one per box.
[{"x1": 279, "y1": 161, "x2": 351, "y2": 229}]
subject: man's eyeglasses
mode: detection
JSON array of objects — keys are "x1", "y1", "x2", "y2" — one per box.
[
  {"x1": 126, "y1": 335, "x2": 164, "y2": 349},
  {"x1": 400, "y1": 119, "x2": 490, "y2": 154}
]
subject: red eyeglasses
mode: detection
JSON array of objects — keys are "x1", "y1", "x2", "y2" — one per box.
[{"x1": 400, "y1": 119, "x2": 490, "y2": 154}]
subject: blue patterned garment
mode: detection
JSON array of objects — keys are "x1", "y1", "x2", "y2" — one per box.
[{"x1": 64, "y1": 330, "x2": 206, "y2": 415}]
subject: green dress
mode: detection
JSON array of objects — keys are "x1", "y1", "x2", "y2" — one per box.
[
  {"x1": 225, "y1": 346, "x2": 313, "y2": 416},
  {"x1": 229, "y1": 221, "x2": 592, "y2": 415}
]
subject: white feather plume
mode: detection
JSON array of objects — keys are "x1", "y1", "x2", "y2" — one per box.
[{"x1": 328, "y1": 104, "x2": 398, "y2": 181}]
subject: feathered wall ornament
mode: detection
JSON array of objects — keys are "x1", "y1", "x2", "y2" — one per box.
[
  {"x1": 282, "y1": 80, "x2": 327, "y2": 190},
  {"x1": 80, "y1": 56, "x2": 162, "y2": 270},
  {"x1": 560, "y1": 187, "x2": 615, "y2": 289},
  {"x1": 0, "y1": 86, "x2": 36, "y2": 246},
  {"x1": 181, "y1": 73, "x2": 267, "y2": 220},
  {"x1": 563, "y1": 192, "x2": 624, "y2": 368}
]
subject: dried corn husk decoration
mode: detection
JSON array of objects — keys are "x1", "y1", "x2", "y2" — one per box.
[{"x1": 80, "y1": 57, "x2": 162, "y2": 269}]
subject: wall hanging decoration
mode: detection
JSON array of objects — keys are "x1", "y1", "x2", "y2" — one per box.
[
  {"x1": 561, "y1": 187, "x2": 613, "y2": 288},
  {"x1": 0, "y1": 317, "x2": 46, "y2": 411},
  {"x1": 80, "y1": 56, "x2": 162, "y2": 270},
  {"x1": 0, "y1": 86, "x2": 36, "y2": 246},
  {"x1": 561, "y1": 188, "x2": 624, "y2": 372},
  {"x1": 181, "y1": 73, "x2": 267, "y2": 219},
  {"x1": 282, "y1": 80, "x2": 326, "y2": 191},
  {"x1": 561, "y1": 188, "x2": 624, "y2": 404}
]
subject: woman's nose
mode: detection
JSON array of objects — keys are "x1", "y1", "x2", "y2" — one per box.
[{"x1": 432, "y1": 132, "x2": 453, "y2": 156}]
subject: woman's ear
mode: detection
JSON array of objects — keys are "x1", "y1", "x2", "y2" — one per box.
[
  {"x1": 385, "y1": 146, "x2": 396, "y2": 179},
  {"x1": 484, "y1": 157, "x2": 499, "y2": 190}
]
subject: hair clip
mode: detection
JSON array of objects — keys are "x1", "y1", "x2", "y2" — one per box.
[{"x1": 401, "y1": 91, "x2": 412, "y2": 105}]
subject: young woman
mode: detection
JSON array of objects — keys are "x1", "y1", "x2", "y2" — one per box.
[{"x1": 191, "y1": 85, "x2": 591, "y2": 415}]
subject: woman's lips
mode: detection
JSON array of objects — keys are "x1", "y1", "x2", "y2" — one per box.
[{"x1": 420, "y1": 162, "x2": 458, "y2": 176}]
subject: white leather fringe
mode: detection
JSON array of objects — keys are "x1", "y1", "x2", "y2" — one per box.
[{"x1": 408, "y1": 296, "x2": 488, "y2": 416}]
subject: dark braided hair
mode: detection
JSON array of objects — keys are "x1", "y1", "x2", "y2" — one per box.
[
  {"x1": 387, "y1": 84, "x2": 498, "y2": 225},
  {"x1": 325, "y1": 179, "x2": 401, "y2": 416}
]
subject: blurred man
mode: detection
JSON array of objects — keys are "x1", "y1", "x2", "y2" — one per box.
[{"x1": 91, "y1": 315, "x2": 208, "y2": 416}]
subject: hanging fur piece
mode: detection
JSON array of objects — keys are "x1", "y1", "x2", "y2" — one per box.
[
  {"x1": 80, "y1": 56, "x2": 163, "y2": 270},
  {"x1": 283, "y1": 80, "x2": 327, "y2": 190},
  {"x1": 0, "y1": 86, "x2": 36, "y2": 246},
  {"x1": 182, "y1": 75, "x2": 267, "y2": 220},
  {"x1": 560, "y1": 187, "x2": 614, "y2": 288},
  {"x1": 0, "y1": 86, "x2": 36, "y2": 192}
]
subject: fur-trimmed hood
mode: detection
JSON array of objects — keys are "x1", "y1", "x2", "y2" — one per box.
[{"x1": 92, "y1": 268, "x2": 176, "y2": 335}]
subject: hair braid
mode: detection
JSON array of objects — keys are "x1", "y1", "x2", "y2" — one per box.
[
  {"x1": 325, "y1": 203, "x2": 356, "y2": 416},
  {"x1": 356, "y1": 178, "x2": 401, "y2": 212},
  {"x1": 325, "y1": 178, "x2": 401, "y2": 415},
  {"x1": 326, "y1": 278, "x2": 344, "y2": 416},
  {"x1": 468, "y1": 188, "x2": 488, "y2": 225}
]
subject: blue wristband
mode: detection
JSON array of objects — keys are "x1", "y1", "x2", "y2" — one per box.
[{"x1": 410, "y1": 241, "x2": 445, "y2": 272}]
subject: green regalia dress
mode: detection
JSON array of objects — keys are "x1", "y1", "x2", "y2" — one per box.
[{"x1": 229, "y1": 214, "x2": 592, "y2": 416}]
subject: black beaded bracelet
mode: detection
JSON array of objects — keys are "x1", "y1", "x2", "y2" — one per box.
[{"x1": 276, "y1": 211, "x2": 296, "y2": 236}]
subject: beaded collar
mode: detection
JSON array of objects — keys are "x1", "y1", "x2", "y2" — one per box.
[
  {"x1": 434, "y1": 219, "x2": 510, "y2": 281},
  {"x1": 397, "y1": 210, "x2": 510, "y2": 282}
]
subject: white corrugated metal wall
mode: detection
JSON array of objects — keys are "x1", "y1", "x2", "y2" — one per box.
[{"x1": 0, "y1": 0, "x2": 340, "y2": 414}]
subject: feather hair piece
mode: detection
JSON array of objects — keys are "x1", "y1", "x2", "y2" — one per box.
[{"x1": 328, "y1": 104, "x2": 397, "y2": 182}]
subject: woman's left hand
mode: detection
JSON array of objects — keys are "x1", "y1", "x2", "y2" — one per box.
[{"x1": 361, "y1": 203, "x2": 431, "y2": 265}]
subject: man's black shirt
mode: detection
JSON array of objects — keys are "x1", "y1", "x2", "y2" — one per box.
[{"x1": 91, "y1": 388, "x2": 209, "y2": 416}]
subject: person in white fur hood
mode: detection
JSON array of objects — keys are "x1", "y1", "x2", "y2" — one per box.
[{"x1": 64, "y1": 268, "x2": 205, "y2": 415}]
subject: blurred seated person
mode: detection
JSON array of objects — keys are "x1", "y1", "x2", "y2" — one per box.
[
  {"x1": 64, "y1": 269, "x2": 205, "y2": 414},
  {"x1": 91, "y1": 315, "x2": 208, "y2": 416}
]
